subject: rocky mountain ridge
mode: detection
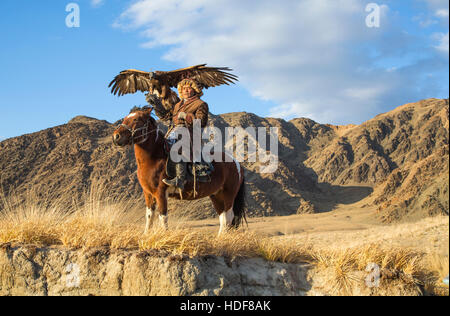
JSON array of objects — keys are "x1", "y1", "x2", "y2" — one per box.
[{"x1": 0, "y1": 98, "x2": 448, "y2": 222}]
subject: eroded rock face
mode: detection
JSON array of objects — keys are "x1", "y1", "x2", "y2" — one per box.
[
  {"x1": 0, "y1": 245, "x2": 313, "y2": 296},
  {"x1": 0, "y1": 245, "x2": 424, "y2": 296}
]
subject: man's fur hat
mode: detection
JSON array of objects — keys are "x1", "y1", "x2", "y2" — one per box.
[{"x1": 177, "y1": 79, "x2": 204, "y2": 98}]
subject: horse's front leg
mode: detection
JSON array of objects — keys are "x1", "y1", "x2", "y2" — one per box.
[
  {"x1": 144, "y1": 194, "x2": 157, "y2": 234},
  {"x1": 155, "y1": 189, "x2": 169, "y2": 230}
]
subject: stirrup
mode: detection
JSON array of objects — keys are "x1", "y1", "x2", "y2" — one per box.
[
  {"x1": 163, "y1": 177, "x2": 177, "y2": 186},
  {"x1": 163, "y1": 177, "x2": 185, "y2": 190}
]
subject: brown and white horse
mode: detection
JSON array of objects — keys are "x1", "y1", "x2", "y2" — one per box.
[{"x1": 112, "y1": 107, "x2": 246, "y2": 235}]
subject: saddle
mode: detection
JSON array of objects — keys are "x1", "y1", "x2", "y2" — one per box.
[
  {"x1": 166, "y1": 159, "x2": 214, "y2": 183},
  {"x1": 163, "y1": 128, "x2": 214, "y2": 184}
]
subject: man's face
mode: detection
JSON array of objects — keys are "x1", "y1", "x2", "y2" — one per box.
[{"x1": 182, "y1": 85, "x2": 195, "y2": 99}]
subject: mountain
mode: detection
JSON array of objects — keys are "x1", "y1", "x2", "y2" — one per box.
[{"x1": 0, "y1": 98, "x2": 448, "y2": 222}]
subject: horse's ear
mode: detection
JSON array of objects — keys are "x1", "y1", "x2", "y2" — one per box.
[{"x1": 145, "y1": 107, "x2": 157, "y2": 123}]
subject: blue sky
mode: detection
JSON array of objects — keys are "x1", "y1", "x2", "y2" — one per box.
[{"x1": 0, "y1": 0, "x2": 448, "y2": 140}]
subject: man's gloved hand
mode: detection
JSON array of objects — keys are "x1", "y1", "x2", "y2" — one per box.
[
  {"x1": 178, "y1": 112, "x2": 187, "y2": 121},
  {"x1": 147, "y1": 93, "x2": 171, "y2": 121},
  {"x1": 177, "y1": 112, "x2": 195, "y2": 125},
  {"x1": 146, "y1": 93, "x2": 160, "y2": 106}
]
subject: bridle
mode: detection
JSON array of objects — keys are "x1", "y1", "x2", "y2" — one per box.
[{"x1": 115, "y1": 116, "x2": 161, "y2": 146}]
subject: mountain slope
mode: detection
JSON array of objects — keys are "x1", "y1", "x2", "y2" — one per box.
[{"x1": 0, "y1": 98, "x2": 448, "y2": 222}]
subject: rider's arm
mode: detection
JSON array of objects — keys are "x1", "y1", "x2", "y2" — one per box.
[{"x1": 186, "y1": 102, "x2": 209, "y2": 127}]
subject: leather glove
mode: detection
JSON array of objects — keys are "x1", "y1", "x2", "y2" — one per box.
[
  {"x1": 178, "y1": 112, "x2": 187, "y2": 120},
  {"x1": 146, "y1": 93, "x2": 159, "y2": 105}
]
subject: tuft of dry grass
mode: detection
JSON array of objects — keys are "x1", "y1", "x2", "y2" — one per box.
[
  {"x1": 421, "y1": 253, "x2": 449, "y2": 296},
  {"x1": 0, "y1": 182, "x2": 448, "y2": 296},
  {"x1": 311, "y1": 244, "x2": 428, "y2": 295},
  {"x1": 0, "y1": 187, "x2": 69, "y2": 245}
]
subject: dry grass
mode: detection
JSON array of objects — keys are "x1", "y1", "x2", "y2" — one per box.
[
  {"x1": 311, "y1": 244, "x2": 428, "y2": 295},
  {"x1": 422, "y1": 253, "x2": 449, "y2": 296},
  {"x1": 0, "y1": 183, "x2": 448, "y2": 296}
]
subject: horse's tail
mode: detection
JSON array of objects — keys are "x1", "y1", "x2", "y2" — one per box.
[{"x1": 232, "y1": 175, "x2": 247, "y2": 229}]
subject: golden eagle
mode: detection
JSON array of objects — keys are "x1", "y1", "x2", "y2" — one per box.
[{"x1": 109, "y1": 64, "x2": 238, "y2": 114}]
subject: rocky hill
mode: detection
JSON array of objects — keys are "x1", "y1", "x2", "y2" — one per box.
[{"x1": 0, "y1": 98, "x2": 448, "y2": 222}]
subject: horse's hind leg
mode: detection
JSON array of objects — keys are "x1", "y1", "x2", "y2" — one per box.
[
  {"x1": 220, "y1": 207, "x2": 234, "y2": 235},
  {"x1": 144, "y1": 195, "x2": 157, "y2": 234},
  {"x1": 210, "y1": 192, "x2": 234, "y2": 235}
]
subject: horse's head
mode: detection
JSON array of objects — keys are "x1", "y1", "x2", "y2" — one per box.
[{"x1": 113, "y1": 107, "x2": 158, "y2": 147}]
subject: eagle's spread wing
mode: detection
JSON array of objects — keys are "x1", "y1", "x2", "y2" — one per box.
[
  {"x1": 157, "y1": 64, "x2": 238, "y2": 89},
  {"x1": 109, "y1": 65, "x2": 238, "y2": 96},
  {"x1": 108, "y1": 69, "x2": 154, "y2": 96}
]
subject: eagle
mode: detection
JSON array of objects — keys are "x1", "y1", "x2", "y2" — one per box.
[{"x1": 109, "y1": 64, "x2": 238, "y2": 117}]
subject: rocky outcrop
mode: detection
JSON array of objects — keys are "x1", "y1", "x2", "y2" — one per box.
[
  {"x1": 0, "y1": 244, "x2": 313, "y2": 296},
  {"x1": 0, "y1": 244, "x2": 422, "y2": 296}
]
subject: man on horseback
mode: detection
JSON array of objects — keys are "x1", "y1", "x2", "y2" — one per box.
[
  {"x1": 111, "y1": 65, "x2": 246, "y2": 234},
  {"x1": 162, "y1": 78, "x2": 209, "y2": 189}
]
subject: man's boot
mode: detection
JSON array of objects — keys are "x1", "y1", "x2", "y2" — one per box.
[{"x1": 163, "y1": 162, "x2": 187, "y2": 190}]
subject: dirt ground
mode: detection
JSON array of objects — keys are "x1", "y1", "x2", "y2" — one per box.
[{"x1": 180, "y1": 203, "x2": 449, "y2": 256}]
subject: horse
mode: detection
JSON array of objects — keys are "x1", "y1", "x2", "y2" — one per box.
[{"x1": 112, "y1": 107, "x2": 246, "y2": 235}]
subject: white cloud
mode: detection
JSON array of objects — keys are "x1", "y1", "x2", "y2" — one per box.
[
  {"x1": 114, "y1": 0, "x2": 448, "y2": 124},
  {"x1": 436, "y1": 9, "x2": 449, "y2": 18},
  {"x1": 91, "y1": 0, "x2": 105, "y2": 8},
  {"x1": 422, "y1": 0, "x2": 449, "y2": 22},
  {"x1": 416, "y1": 1, "x2": 449, "y2": 55},
  {"x1": 434, "y1": 32, "x2": 449, "y2": 53},
  {"x1": 414, "y1": 0, "x2": 448, "y2": 28}
]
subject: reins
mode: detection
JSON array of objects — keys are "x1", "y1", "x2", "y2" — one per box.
[{"x1": 116, "y1": 118, "x2": 162, "y2": 146}]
